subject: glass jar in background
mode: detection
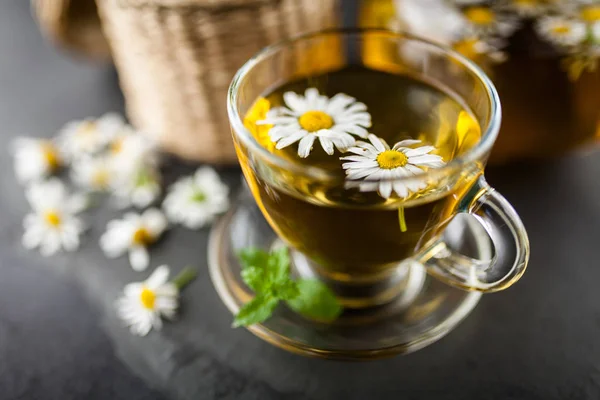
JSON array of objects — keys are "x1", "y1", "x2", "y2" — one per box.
[{"x1": 360, "y1": 0, "x2": 600, "y2": 164}]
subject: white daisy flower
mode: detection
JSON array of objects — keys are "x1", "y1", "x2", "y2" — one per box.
[
  {"x1": 58, "y1": 113, "x2": 125, "y2": 160},
  {"x1": 71, "y1": 155, "x2": 116, "y2": 192},
  {"x1": 559, "y1": 2, "x2": 600, "y2": 25},
  {"x1": 536, "y1": 16, "x2": 588, "y2": 47},
  {"x1": 460, "y1": 4, "x2": 519, "y2": 37},
  {"x1": 112, "y1": 166, "x2": 162, "y2": 209},
  {"x1": 116, "y1": 265, "x2": 178, "y2": 336},
  {"x1": 100, "y1": 208, "x2": 168, "y2": 271},
  {"x1": 163, "y1": 167, "x2": 229, "y2": 229},
  {"x1": 500, "y1": 0, "x2": 549, "y2": 17},
  {"x1": 256, "y1": 88, "x2": 372, "y2": 158},
  {"x1": 22, "y1": 178, "x2": 86, "y2": 256},
  {"x1": 340, "y1": 134, "x2": 445, "y2": 199},
  {"x1": 11, "y1": 137, "x2": 62, "y2": 184}
]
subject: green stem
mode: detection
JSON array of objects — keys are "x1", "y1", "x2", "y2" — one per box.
[
  {"x1": 398, "y1": 207, "x2": 407, "y2": 233},
  {"x1": 171, "y1": 267, "x2": 197, "y2": 290}
]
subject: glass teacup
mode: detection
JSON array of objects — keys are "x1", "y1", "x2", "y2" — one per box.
[{"x1": 227, "y1": 29, "x2": 529, "y2": 309}]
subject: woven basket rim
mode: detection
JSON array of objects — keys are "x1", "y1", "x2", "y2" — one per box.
[{"x1": 113, "y1": 0, "x2": 280, "y2": 9}]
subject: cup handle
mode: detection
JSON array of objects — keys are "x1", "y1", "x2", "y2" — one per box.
[{"x1": 418, "y1": 176, "x2": 530, "y2": 292}]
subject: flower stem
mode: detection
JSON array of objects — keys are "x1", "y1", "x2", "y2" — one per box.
[
  {"x1": 171, "y1": 267, "x2": 197, "y2": 290},
  {"x1": 398, "y1": 207, "x2": 407, "y2": 233}
]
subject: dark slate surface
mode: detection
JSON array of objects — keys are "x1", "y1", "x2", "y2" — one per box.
[{"x1": 2, "y1": 1, "x2": 600, "y2": 400}]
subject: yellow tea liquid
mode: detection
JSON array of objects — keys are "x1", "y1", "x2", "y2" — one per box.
[{"x1": 240, "y1": 67, "x2": 483, "y2": 280}]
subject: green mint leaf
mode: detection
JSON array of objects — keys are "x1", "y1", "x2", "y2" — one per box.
[
  {"x1": 286, "y1": 279, "x2": 343, "y2": 322},
  {"x1": 238, "y1": 248, "x2": 270, "y2": 271},
  {"x1": 241, "y1": 266, "x2": 267, "y2": 293},
  {"x1": 267, "y1": 247, "x2": 290, "y2": 284},
  {"x1": 233, "y1": 294, "x2": 279, "y2": 328},
  {"x1": 273, "y1": 280, "x2": 299, "y2": 301}
]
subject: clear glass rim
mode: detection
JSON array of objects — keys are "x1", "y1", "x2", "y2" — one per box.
[{"x1": 227, "y1": 27, "x2": 501, "y2": 183}]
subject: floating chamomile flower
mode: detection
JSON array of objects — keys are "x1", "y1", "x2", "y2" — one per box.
[
  {"x1": 11, "y1": 137, "x2": 63, "y2": 184},
  {"x1": 257, "y1": 88, "x2": 372, "y2": 158},
  {"x1": 340, "y1": 134, "x2": 445, "y2": 199},
  {"x1": 22, "y1": 178, "x2": 86, "y2": 255},
  {"x1": 100, "y1": 208, "x2": 168, "y2": 271},
  {"x1": 58, "y1": 113, "x2": 124, "y2": 160},
  {"x1": 460, "y1": 4, "x2": 519, "y2": 37},
  {"x1": 536, "y1": 16, "x2": 588, "y2": 47},
  {"x1": 163, "y1": 167, "x2": 229, "y2": 229},
  {"x1": 116, "y1": 265, "x2": 179, "y2": 336}
]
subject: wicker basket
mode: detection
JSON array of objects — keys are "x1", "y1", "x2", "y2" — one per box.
[{"x1": 33, "y1": 0, "x2": 341, "y2": 163}]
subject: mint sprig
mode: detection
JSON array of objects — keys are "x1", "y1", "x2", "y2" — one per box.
[{"x1": 232, "y1": 247, "x2": 343, "y2": 327}]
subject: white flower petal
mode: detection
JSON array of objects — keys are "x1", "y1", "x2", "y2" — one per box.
[
  {"x1": 392, "y1": 181, "x2": 409, "y2": 198},
  {"x1": 408, "y1": 154, "x2": 445, "y2": 167},
  {"x1": 129, "y1": 246, "x2": 150, "y2": 271},
  {"x1": 297, "y1": 134, "x2": 316, "y2": 158},
  {"x1": 283, "y1": 91, "x2": 308, "y2": 114},
  {"x1": 146, "y1": 265, "x2": 171, "y2": 289},
  {"x1": 393, "y1": 139, "x2": 422, "y2": 149},
  {"x1": 379, "y1": 180, "x2": 393, "y2": 199},
  {"x1": 142, "y1": 208, "x2": 168, "y2": 237},
  {"x1": 325, "y1": 93, "x2": 356, "y2": 115},
  {"x1": 40, "y1": 234, "x2": 61, "y2": 256},
  {"x1": 403, "y1": 146, "x2": 436, "y2": 157},
  {"x1": 275, "y1": 130, "x2": 307, "y2": 149},
  {"x1": 367, "y1": 134, "x2": 389, "y2": 152},
  {"x1": 318, "y1": 136, "x2": 335, "y2": 155}
]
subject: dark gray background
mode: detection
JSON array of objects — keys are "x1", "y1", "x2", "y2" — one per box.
[{"x1": 2, "y1": 1, "x2": 600, "y2": 399}]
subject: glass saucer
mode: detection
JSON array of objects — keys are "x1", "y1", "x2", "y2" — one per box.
[{"x1": 208, "y1": 189, "x2": 488, "y2": 360}]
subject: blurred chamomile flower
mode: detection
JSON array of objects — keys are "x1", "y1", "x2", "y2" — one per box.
[
  {"x1": 71, "y1": 155, "x2": 116, "y2": 192},
  {"x1": 116, "y1": 265, "x2": 179, "y2": 336},
  {"x1": 58, "y1": 113, "x2": 125, "y2": 160},
  {"x1": 11, "y1": 137, "x2": 63, "y2": 184},
  {"x1": 163, "y1": 167, "x2": 229, "y2": 229},
  {"x1": 22, "y1": 178, "x2": 87, "y2": 255},
  {"x1": 100, "y1": 208, "x2": 168, "y2": 271},
  {"x1": 536, "y1": 15, "x2": 588, "y2": 47}
]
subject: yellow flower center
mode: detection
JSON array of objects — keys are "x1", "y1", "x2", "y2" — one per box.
[
  {"x1": 110, "y1": 137, "x2": 124, "y2": 154},
  {"x1": 581, "y1": 5, "x2": 600, "y2": 23},
  {"x1": 42, "y1": 143, "x2": 60, "y2": 171},
  {"x1": 376, "y1": 150, "x2": 408, "y2": 169},
  {"x1": 77, "y1": 121, "x2": 97, "y2": 137},
  {"x1": 92, "y1": 169, "x2": 110, "y2": 188},
  {"x1": 44, "y1": 210, "x2": 62, "y2": 227},
  {"x1": 552, "y1": 24, "x2": 571, "y2": 35},
  {"x1": 132, "y1": 228, "x2": 153, "y2": 246},
  {"x1": 453, "y1": 38, "x2": 480, "y2": 59},
  {"x1": 139, "y1": 287, "x2": 156, "y2": 309},
  {"x1": 298, "y1": 110, "x2": 334, "y2": 132},
  {"x1": 464, "y1": 7, "x2": 496, "y2": 26}
]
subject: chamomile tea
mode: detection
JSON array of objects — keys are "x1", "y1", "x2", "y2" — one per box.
[{"x1": 239, "y1": 66, "x2": 483, "y2": 280}]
